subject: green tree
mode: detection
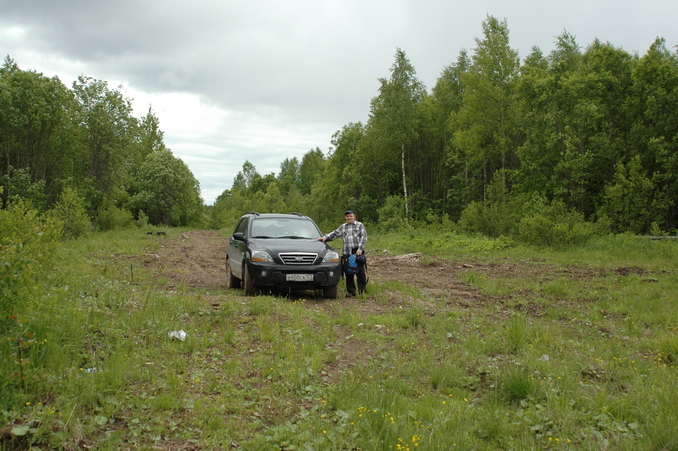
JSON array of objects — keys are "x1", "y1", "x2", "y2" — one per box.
[
  {"x1": 298, "y1": 148, "x2": 326, "y2": 195},
  {"x1": 629, "y1": 38, "x2": 678, "y2": 230},
  {"x1": 449, "y1": 16, "x2": 522, "y2": 204},
  {"x1": 277, "y1": 157, "x2": 300, "y2": 197},
  {"x1": 129, "y1": 149, "x2": 202, "y2": 226},
  {"x1": 72, "y1": 76, "x2": 138, "y2": 225},
  {"x1": 367, "y1": 48, "x2": 425, "y2": 218},
  {"x1": 517, "y1": 34, "x2": 635, "y2": 216},
  {"x1": 256, "y1": 182, "x2": 287, "y2": 213},
  {"x1": 557, "y1": 39, "x2": 633, "y2": 214},
  {"x1": 601, "y1": 156, "x2": 662, "y2": 234},
  {"x1": 0, "y1": 57, "x2": 77, "y2": 208},
  {"x1": 137, "y1": 107, "x2": 166, "y2": 159},
  {"x1": 309, "y1": 123, "x2": 365, "y2": 224},
  {"x1": 515, "y1": 45, "x2": 555, "y2": 196},
  {"x1": 210, "y1": 189, "x2": 252, "y2": 230},
  {"x1": 232, "y1": 161, "x2": 260, "y2": 194},
  {"x1": 424, "y1": 50, "x2": 469, "y2": 219},
  {"x1": 277, "y1": 157, "x2": 306, "y2": 214}
]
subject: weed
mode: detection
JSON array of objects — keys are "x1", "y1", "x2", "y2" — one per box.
[
  {"x1": 498, "y1": 365, "x2": 542, "y2": 403},
  {"x1": 504, "y1": 313, "x2": 530, "y2": 353}
]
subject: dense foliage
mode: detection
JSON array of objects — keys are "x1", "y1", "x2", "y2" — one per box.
[
  {"x1": 3, "y1": 16, "x2": 678, "y2": 237},
  {"x1": 214, "y1": 17, "x2": 678, "y2": 237},
  {"x1": 0, "y1": 57, "x2": 203, "y2": 231}
]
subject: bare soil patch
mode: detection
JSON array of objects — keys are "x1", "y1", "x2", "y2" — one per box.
[
  {"x1": 139, "y1": 230, "x2": 229, "y2": 290},
  {"x1": 137, "y1": 230, "x2": 613, "y2": 315}
]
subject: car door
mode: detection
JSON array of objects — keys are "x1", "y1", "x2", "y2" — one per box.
[{"x1": 228, "y1": 217, "x2": 249, "y2": 278}]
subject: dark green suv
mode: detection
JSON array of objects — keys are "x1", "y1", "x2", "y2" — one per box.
[{"x1": 226, "y1": 213, "x2": 342, "y2": 298}]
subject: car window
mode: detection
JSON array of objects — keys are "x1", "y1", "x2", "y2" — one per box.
[
  {"x1": 296, "y1": 220, "x2": 321, "y2": 238},
  {"x1": 235, "y1": 217, "x2": 249, "y2": 237},
  {"x1": 251, "y1": 220, "x2": 273, "y2": 238},
  {"x1": 251, "y1": 218, "x2": 320, "y2": 239}
]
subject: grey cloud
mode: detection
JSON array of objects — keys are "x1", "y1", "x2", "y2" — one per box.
[{"x1": 2, "y1": 0, "x2": 677, "y2": 204}]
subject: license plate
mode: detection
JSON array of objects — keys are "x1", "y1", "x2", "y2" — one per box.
[{"x1": 286, "y1": 274, "x2": 314, "y2": 282}]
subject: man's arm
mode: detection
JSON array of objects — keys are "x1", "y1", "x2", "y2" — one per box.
[
  {"x1": 357, "y1": 223, "x2": 367, "y2": 254},
  {"x1": 318, "y1": 225, "x2": 343, "y2": 242}
]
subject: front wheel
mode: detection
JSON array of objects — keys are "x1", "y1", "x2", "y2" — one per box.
[
  {"x1": 226, "y1": 257, "x2": 241, "y2": 289},
  {"x1": 322, "y1": 284, "x2": 338, "y2": 299},
  {"x1": 243, "y1": 264, "x2": 257, "y2": 296}
]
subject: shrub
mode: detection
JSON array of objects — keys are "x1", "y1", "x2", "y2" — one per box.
[
  {"x1": 458, "y1": 174, "x2": 522, "y2": 238},
  {"x1": 136, "y1": 210, "x2": 149, "y2": 228},
  {"x1": 599, "y1": 156, "x2": 663, "y2": 234},
  {"x1": 2, "y1": 167, "x2": 48, "y2": 212},
  {"x1": 0, "y1": 202, "x2": 61, "y2": 328},
  {"x1": 460, "y1": 188, "x2": 606, "y2": 247},
  {"x1": 377, "y1": 195, "x2": 412, "y2": 233},
  {"x1": 97, "y1": 202, "x2": 135, "y2": 231},
  {"x1": 518, "y1": 204, "x2": 603, "y2": 247},
  {"x1": 49, "y1": 187, "x2": 92, "y2": 239}
]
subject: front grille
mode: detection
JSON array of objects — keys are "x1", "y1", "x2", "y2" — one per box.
[{"x1": 279, "y1": 252, "x2": 318, "y2": 265}]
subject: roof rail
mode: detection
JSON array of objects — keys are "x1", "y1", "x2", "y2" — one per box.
[
  {"x1": 290, "y1": 212, "x2": 304, "y2": 217},
  {"x1": 249, "y1": 211, "x2": 260, "y2": 216}
]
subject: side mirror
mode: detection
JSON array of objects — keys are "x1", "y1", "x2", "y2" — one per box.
[{"x1": 233, "y1": 232, "x2": 245, "y2": 241}]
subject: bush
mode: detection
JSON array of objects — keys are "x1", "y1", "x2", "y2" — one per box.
[
  {"x1": 0, "y1": 202, "x2": 61, "y2": 329},
  {"x1": 458, "y1": 198, "x2": 521, "y2": 238},
  {"x1": 517, "y1": 205, "x2": 603, "y2": 248},
  {"x1": 49, "y1": 188, "x2": 92, "y2": 239},
  {"x1": 136, "y1": 210, "x2": 149, "y2": 228},
  {"x1": 459, "y1": 190, "x2": 606, "y2": 247},
  {"x1": 458, "y1": 173, "x2": 522, "y2": 238},
  {"x1": 2, "y1": 167, "x2": 48, "y2": 212},
  {"x1": 377, "y1": 195, "x2": 411, "y2": 232},
  {"x1": 97, "y1": 202, "x2": 135, "y2": 231}
]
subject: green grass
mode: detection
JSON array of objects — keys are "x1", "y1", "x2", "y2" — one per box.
[{"x1": 2, "y1": 229, "x2": 678, "y2": 449}]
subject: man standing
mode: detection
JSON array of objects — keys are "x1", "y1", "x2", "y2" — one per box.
[{"x1": 318, "y1": 210, "x2": 368, "y2": 296}]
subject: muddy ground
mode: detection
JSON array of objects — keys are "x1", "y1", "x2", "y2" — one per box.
[{"x1": 136, "y1": 230, "x2": 615, "y2": 317}]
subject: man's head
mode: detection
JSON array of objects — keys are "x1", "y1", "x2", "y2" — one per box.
[{"x1": 345, "y1": 210, "x2": 356, "y2": 224}]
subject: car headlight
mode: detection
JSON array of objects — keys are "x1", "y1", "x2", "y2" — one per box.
[
  {"x1": 251, "y1": 250, "x2": 274, "y2": 262},
  {"x1": 322, "y1": 251, "x2": 340, "y2": 263}
]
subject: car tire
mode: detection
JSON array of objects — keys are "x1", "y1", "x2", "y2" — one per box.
[
  {"x1": 322, "y1": 284, "x2": 338, "y2": 299},
  {"x1": 243, "y1": 264, "x2": 257, "y2": 296},
  {"x1": 226, "y1": 257, "x2": 241, "y2": 289}
]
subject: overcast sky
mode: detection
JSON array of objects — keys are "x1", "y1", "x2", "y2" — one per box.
[{"x1": 2, "y1": 0, "x2": 677, "y2": 204}]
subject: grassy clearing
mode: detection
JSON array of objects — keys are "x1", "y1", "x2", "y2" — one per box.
[{"x1": 2, "y1": 229, "x2": 678, "y2": 449}]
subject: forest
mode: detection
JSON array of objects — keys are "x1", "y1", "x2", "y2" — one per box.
[{"x1": 2, "y1": 16, "x2": 678, "y2": 240}]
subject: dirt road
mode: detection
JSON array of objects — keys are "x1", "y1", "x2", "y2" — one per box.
[
  {"x1": 139, "y1": 230, "x2": 525, "y2": 309},
  {"x1": 137, "y1": 230, "x2": 616, "y2": 320}
]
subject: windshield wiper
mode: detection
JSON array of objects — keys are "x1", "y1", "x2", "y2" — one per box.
[
  {"x1": 252, "y1": 235, "x2": 274, "y2": 239},
  {"x1": 279, "y1": 235, "x2": 312, "y2": 239}
]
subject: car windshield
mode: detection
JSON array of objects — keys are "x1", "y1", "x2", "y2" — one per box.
[{"x1": 251, "y1": 218, "x2": 321, "y2": 239}]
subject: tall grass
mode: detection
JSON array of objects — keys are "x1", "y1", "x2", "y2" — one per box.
[{"x1": 2, "y1": 229, "x2": 678, "y2": 449}]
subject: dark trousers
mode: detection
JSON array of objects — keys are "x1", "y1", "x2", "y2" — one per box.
[
  {"x1": 344, "y1": 250, "x2": 367, "y2": 295},
  {"x1": 345, "y1": 269, "x2": 367, "y2": 294}
]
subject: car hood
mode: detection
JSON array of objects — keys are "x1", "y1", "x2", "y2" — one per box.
[{"x1": 250, "y1": 238, "x2": 334, "y2": 258}]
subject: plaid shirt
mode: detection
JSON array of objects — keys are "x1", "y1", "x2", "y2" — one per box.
[{"x1": 323, "y1": 221, "x2": 367, "y2": 256}]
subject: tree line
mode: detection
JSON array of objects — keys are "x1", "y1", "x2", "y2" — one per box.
[
  {"x1": 2, "y1": 16, "x2": 678, "y2": 240},
  {"x1": 0, "y1": 57, "x2": 203, "y2": 235},
  {"x1": 214, "y1": 16, "x2": 678, "y2": 238}
]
